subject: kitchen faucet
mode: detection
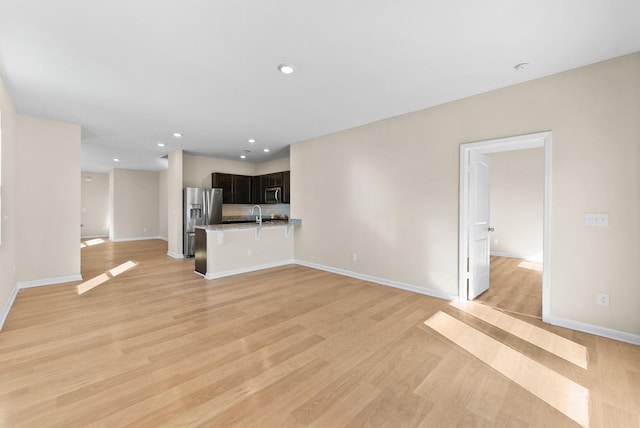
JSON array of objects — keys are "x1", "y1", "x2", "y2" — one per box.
[{"x1": 252, "y1": 205, "x2": 262, "y2": 224}]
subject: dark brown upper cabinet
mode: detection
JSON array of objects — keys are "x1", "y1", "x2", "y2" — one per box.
[{"x1": 211, "y1": 173, "x2": 253, "y2": 204}]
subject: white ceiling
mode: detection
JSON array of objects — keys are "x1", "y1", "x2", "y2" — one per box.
[{"x1": 1, "y1": 1, "x2": 639, "y2": 173}]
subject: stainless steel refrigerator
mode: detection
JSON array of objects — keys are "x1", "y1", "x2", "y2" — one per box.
[{"x1": 183, "y1": 187, "x2": 223, "y2": 257}]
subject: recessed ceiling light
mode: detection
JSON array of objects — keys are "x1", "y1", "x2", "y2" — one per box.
[
  {"x1": 278, "y1": 64, "x2": 295, "y2": 74},
  {"x1": 514, "y1": 62, "x2": 530, "y2": 71},
  {"x1": 240, "y1": 154, "x2": 247, "y2": 159},
  {"x1": 248, "y1": 139, "x2": 256, "y2": 143},
  {"x1": 173, "y1": 132, "x2": 182, "y2": 138},
  {"x1": 263, "y1": 148, "x2": 270, "y2": 152},
  {"x1": 157, "y1": 142, "x2": 165, "y2": 147},
  {"x1": 113, "y1": 158, "x2": 120, "y2": 162}
]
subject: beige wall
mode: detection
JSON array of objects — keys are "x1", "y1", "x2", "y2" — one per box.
[
  {"x1": 183, "y1": 154, "x2": 255, "y2": 188},
  {"x1": 167, "y1": 149, "x2": 183, "y2": 256},
  {"x1": 15, "y1": 115, "x2": 81, "y2": 284},
  {"x1": 291, "y1": 53, "x2": 640, "y2": 336},
  {"x1": 110, "y1": 169, "x2": 160, "y2": 241},
  {"x1": 158, "y1": 169, "x2": 168, "y2": 240},
  {"x1": 81, "y1": 172, "x2": 109, "y2": 238},
  {"x1": 0, "y1": 76, "x2": 18, "y2": 325},
  {"x1": 254, "y1": 157, "x2": 290, "y2": 175},
  {"x1": 488, "y1": 148, "x2": 544, "y2": 259}
]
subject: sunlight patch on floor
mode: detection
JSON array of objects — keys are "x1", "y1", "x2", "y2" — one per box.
[
  {"x1": 451, "y1": 301, "x2": 588, "y2": 369},
  {"x1": 77, "y1": 260, "x2": 138, "y2": 295},
  {"x1": 109, "y1": 260, "x2": 137, "y2": 277},
  {"x1": 81, "y1": 238, "x2": 105, "y2": 248},
  {"x1": 518, "y1": 260, "x2": 543, "y2": 272},
  {"x1": 425, "y1": 311, "x2": 589, "y2": 427}
]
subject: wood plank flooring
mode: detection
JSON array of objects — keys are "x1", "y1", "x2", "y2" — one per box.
[
  {"x1": 0, "y1": 239, "x2": 639, "y2": 427},
  {"x1": 476, "y1": 255, "x2": 543, "y2": 318}
]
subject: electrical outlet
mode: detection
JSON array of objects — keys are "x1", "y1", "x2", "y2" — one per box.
[
  {"x1": 247, "y1": 249, "x2": 252, "y2": 256},
  {"x1": 584, "y1": 213, "x2": 609, "y2": 226},
  {"x1": 597, "y1": 292, "x2": 610, "y2": 307},
  {"x1": 351, "y1": 253, "x2": 357, "y2": 262}
]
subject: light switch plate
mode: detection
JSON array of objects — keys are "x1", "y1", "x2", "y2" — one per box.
[{"x1": 584, "y1": 213, "x2": 609, "y2": 226}]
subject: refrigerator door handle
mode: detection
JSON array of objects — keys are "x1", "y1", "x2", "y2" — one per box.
[{"x1": 203, "y1": 190, "x2": 209, "y2": 225}]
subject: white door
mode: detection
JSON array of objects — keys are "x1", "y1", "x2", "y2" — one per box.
[{"x1": 468, "y1": 151, "x2": 492, "y2": 299}]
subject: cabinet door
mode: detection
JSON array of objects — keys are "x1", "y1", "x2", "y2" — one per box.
[
  {"x1": 211, "y1": 173, "x2": 233, "y2": 204},
  {"x1": 234, "y1": 175, "x2": 253, "y2": 204},
  {"x1": 282, "y1": 171, "x2": 290, "y2": 204},
  {"x1": 266, "y1": 172, "x2": 283, "y2": 188},
  {"x1": 252, "y1": 175, "x2": 264, "y2": 204}
]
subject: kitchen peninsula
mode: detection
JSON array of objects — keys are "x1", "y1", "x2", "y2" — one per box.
[{"x1": 194, "y1": 219, "x2": 301, "y2": 279}]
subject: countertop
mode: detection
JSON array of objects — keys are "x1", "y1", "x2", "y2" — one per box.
[{"x1": 196, "y1": 218, "x2": 301, "y2": 232}]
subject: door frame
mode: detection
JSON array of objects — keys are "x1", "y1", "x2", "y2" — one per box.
[{"x1": 459, "y1": 131, "x2": 552, "y2": 320}]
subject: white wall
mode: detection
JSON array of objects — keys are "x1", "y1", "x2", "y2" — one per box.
[
  {"x1": 81, "y1": 172, "x2": 109, "y2": 238},
  {"x1": 488, "y1": 148, "x2": 544, "y2": 259},
  {"x1": 291, "y1": 53, "x2": 640, "y2": 337},
  {"x1": 15, "y1": 115, "x2": 81, "y2": 285},
  {"x1": 110, "y1": 169, "x2": 160, "y2": 241}
]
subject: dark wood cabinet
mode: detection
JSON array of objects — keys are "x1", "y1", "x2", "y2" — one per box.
[
  {"x1": 253, "y1": 175, "x2": 265, "y2": 204},
  {"x1": 194, "y1": 228, "x2": 207, "y2": 275},
  {"x1": 211, "y1": 173, "x2": 253, "y2": 204},
  {"x1": 282, "y1": 170, "x2": 290, "y2": 204},
  {"x1": 266, "y1": 172, "x2": 283, "y2": 188},
  {"x1": 212, "y1": 171, "x2": 289, "y2": 204},
  {"x1": 234, "y1": 174, "x2": 252, "y2": 204}
]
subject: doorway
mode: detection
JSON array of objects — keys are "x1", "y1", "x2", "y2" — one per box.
[{"x1": 459, "y1": 131, "x2": 552, "y2": 321}]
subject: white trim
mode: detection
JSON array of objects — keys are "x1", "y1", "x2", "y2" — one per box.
[
  {"x1": 17, "y1": 274, "x2": 83, "y2": 289},
  {"x1": 203, "y1": 259, "x2": 295, "y2": 280},
  {"x1": 546, "y1": 315, "x2": 640, "y2": 346},
  {"x1": 0, "y1": 287, "x2": 19, "y2": 331},
  {"x1": 459, "y1": 131, "x2": 552, "y2": 320},
  {"x1": 490, "y1": 251, "x2": 530, "y2": 259},
  {"x1": 167, "y1": 251, "x2": 185, "y2": 259},
  {"x1": 111, "y1": 236, "x2": 164, "y2": 243},
  {"x1": 81, "y1": 234, "x2": 109, "y2": 239},
  {"x1": 295, "y1": 260, "x2": 458, "y2": 301}
]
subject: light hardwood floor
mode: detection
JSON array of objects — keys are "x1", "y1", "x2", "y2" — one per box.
[
  {"x1": 1, "y1": 239, "x2": 639, "y2": 427},
  {"x1": 476, "y1": 256, "x2": 543, "y2": 318}
]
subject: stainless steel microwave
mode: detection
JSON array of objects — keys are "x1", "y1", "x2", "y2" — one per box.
[{"x1": 265, "y1": 187, "x2": 281, "y2": 204}]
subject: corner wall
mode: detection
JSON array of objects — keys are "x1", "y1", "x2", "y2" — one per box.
[
  {"x1": 81, "y1": 171, "x2": 109, "y2": 238},
  {"x1": 110, "y1": 169, "x2": 160, "y2": 241},
  {"x1": 488, "y1": 148, "x2": 544, "y2": 259},
  {"x1": 15, "y1": 115, "x2": 81, "y2": 286},
  {"x1": 0, "y1": 75, "x2": 18, "y2": 328},
  {"x1": 291, "y1": 52, "x2": 640, "y2": 338}
]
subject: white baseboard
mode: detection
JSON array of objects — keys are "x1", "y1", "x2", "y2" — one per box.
[
  {"x1": 167, "y1": 251, "x2": 185, "y2": 259},
  {"x1": 294, "y1": 260, "x2": 458, "y2": 301},
  {"x1": 81, "y1": 234, "x2": 109, "y2": 239},
  {"x1": 490, "y1": 251, "x2": 528, "y2": 259},
  {"x1": 204, "y1": 260, "x2": 295, "y2": 280},
  {"x1": 2, "y1": 274, "x2": 82, "y2": 331},
  {"x1": 544, "y1": 315, "x2": 640, "y2": 346},
  {"x1": 0, "y1": 287, "x2": 19, "y2": 331},
  {"x1": 111, "y1": 236, "x2": 164, "y2": 243},
  {"x1": 16, "y1": 274, "x2": 83, "y2": 289}
]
